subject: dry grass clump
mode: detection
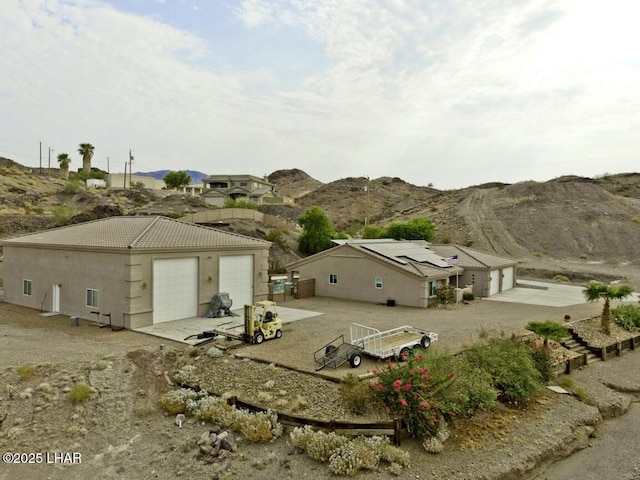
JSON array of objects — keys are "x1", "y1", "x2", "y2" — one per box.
[
  {"x1": 68, "y1": 384, "x2": 92, "y2": 403},
  {"x1": 289, "y1": 426, "x2": 410, "y2": 476},
  {"x1": 17, "y1": 365, "x2": 35, "y2": 380}
]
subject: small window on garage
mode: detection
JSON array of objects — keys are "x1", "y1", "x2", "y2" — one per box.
[
  {"x1": 23, "y1": 279, "x2": 32, "y2": 296},
  {"x1": 429, "y1": 280, "x2": 437, "y2": 297},
  {"x1": 86, "y1": 289, "x2": 99, "y2": 308},
  {"x1": 329, "y1": 274, "x2": 338, "y2": 285},
  {"x1": 375, "y1": 277, "x2": 383, "y2": 289}
]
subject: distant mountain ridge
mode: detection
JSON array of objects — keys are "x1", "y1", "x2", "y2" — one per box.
[{"x1": 134, "y1": 170, "x2": 208, "y2": 185}]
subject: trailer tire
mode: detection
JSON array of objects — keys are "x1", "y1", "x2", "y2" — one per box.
[
  {"x1": 399, "y1": 347, "x2": 411, "y2": 361},
  {"x1": 254, "y1": 332, "x2": 265, "y2": 344},
  {"x1": 325, "y1": 345, "x2": 338, "y2": 358},
  {"x1": 349, "y1": 353, "x2": 362, "y2": 368},
  {"x1": 420, "y1": 335, "x2": 432, "y2": 349},
  {"x1": 275, "y1": 329, "x2": 282, "y2": 339}
]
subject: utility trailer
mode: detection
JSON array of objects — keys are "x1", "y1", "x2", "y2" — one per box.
[
  {"x1": 350, "y1": 323, "x2": 438, "y2": 360},
  {"x1": 314, "y1": 335, "x2": 365, "y2": 371}
]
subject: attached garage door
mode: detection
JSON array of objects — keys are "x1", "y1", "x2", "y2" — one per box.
[
  {"x1": 489, "y1": 270, "x2": 500, "y2": 295},
  {"x1": 502, "y1": 267, "x2": 514, "y2": 292},
  {"x1": 153, "y1": 258, "x2": 198, "y2": 324},
  {"x1": 219, "y1": 255, "x2": 254, "y2": 308}
]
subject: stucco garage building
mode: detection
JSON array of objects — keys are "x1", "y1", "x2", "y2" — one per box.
[
  {"x1": 2, "y1": 216, "x2": 270, "y2": 329},
  {"x1": 286, "y1": 239, "x2": 517, "y2": 308}
]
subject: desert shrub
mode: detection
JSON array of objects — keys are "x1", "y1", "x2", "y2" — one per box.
[
  {"x1": 371, "y1": 353, "x2": 454, "y2": 438},
  {"x1": 17, "y1": 364, "x2": 35, "y2": 380},
  {"x1": 51, "y1": 204, "x2": 77, "y2": 225},
  {"x1": 524, "y1": 338, "x2": 555, "y2": 382},
  {"x1": 462, "y1": 291, "x2": 475, "y2": 301},
  {"x1": 266, "y1": 228, "x2": 288, "y2": 251},
  {"x1": 573, "y1": 386, "x2": 589, "y2": 403},
  {"x1": 238, "y1": 409, "x2": 283, "y2": 442},
  {"x1": 289, "y1": 427, "x2": 409, "y2": 476},
  {"x1": 612, "y1": 304, "x2": 640, "y2": 331},
  {"x1": 62, "y1": 180, "x2": 81, "y2": 195},
  {"x1": 159, "y1": 387, "x2": 202, "y2": 414},
  {"x1": 435, "y1": 285, "x2": 455, "y2": 305},
  {"x1": 339, "y1": 373, "x2": 377, "y2": 415},
  {"x1": 558, "y1": 376, "x2": 574, "y2": 388},
  {"x1": 553, "y1": 275, "x2": 570, "y2": 282},
  {"x1": 525, "y1": 321, "x2": 570, "y2": 345},
  {"x1": 423, "y1": 352, "x2": 497, "y2": 417},
  {"x1": 463, "y1": 335, "x2": 544, "y2": 403},
  {"x1": 224, "y1": 198, "x2": 257, "y2": 209},
  {"x1": 68, "y1": 384, "x2": 92, "y2": 403}
]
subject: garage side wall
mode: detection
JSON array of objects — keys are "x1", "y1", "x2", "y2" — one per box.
[
  {"x1": 294, "y1": 252, "x2": 429, "y2": 307},
  {"x1": 3, "y1": 246, "x2": 130, "y2": 323}
]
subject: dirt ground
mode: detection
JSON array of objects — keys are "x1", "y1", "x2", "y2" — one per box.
[{"x1": 2, "y1": 287, "x2": 640, "y2": 480}]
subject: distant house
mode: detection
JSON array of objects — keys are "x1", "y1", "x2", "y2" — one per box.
[
  {"x1": 285, "y1": 239, "x2": 517, "y2": 308},
  {"x1": 105, "y1": 174, "x2": 166, "y2": 190},
  {"x1": 2, "y1": 216, "x2": 271, "y2": 329},
  {"x1": 201, "y1": 174, "x2": 292, "y2": 206}
]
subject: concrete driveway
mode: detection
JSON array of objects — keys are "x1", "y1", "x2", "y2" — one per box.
[{"x1": 485, "y1": 280, "x2": 589, "y2": 307}]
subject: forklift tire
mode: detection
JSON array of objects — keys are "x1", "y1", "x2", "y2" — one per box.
[
  {"x1": 254, "y1": 332, "x2": 265, "y2": 344},
  {"x1": 420, "y1": 335, "x2": 431, "y2": 349},
  {"x1": 349, "y1": 353, "x2": 362, "y2": 368},
  {"x1": 275, "y1": 329, "x2": 282, "y2": 339}
]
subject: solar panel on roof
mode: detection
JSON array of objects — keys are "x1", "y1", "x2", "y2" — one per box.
[{"x1": 362, "y1": 242, "x2": 451, "y2": 267}]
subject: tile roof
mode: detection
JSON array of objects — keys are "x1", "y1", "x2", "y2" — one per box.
[
  {"x1": 1, "y1": 216, "x2": 270, "y2": 250},
  {"x1": 427, "y1": 244, "x2": 518, "y2": 268}
]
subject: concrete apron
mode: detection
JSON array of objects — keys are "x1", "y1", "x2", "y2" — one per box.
[
  {"x1": 485, "y1": 280, "x2": 589, "y2": 307},
  {"x1": 133, "y1": 306, "x2": 323, "y2": 345}
]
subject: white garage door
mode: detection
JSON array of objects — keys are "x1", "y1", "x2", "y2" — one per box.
[
  {"x1": 489, "y1": 269, "x2": 500, "y2": 295},
  {"x1": 219, "y1": 255, "x2": 254, "y2": 308},
  {"x1": 153, "y1": 258, "x2": 198, "y2": 324},
  {"x1": 502, "y1": 267, "x2": 514, "y2": 292}
]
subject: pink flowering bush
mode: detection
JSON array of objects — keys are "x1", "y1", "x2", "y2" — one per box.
[{"x1": 371, "y1": 353, "x2": 454, "y2": 438}]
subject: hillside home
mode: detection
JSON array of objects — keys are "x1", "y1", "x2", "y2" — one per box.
[
  {"x1": 285, "y1": 239, "x2": 517, "y2": 308},
  {"x1": 201, "y1": 174, "x2": 291, "y2": 206},
  {"x1": 2, "y1": 216, "x2": 270, "y2": 329}
]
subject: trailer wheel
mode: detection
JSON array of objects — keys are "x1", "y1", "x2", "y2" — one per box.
[
  {"x1": 254, "y1": 332, "x2": 265, "y2": 344},
  {"x1": 275, "y1": 329, "x2": 282, "y2": 339},
  {"x1": 399, "y1": 347, "x2": 411, "y2": 361},
  {"x1": 420, "y1": 335, "x2": 432, "y2": 349},
  {"x1": 349, "y1": 353, "x2": 362, "y2": 368},
  {"x1": 325, "y1": 345, "x2": 338, "y2": 358}
]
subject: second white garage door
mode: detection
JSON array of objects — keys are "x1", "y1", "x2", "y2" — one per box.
[
  {"x1": 153, "y1": 258, "x2": 198, "y2": 324},
  {"x1": 219, "y1": 255, "x2": 254, "y2": 308},
  {"x1": 502, "y1": 267, "x2": 514, "y2": 292}
]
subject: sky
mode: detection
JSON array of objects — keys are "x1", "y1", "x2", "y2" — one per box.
[{"x1": 1, "y1": 0, "x2": 638, "y2": 190}]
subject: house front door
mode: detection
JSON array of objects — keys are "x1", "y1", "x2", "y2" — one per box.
[{"x1": 52, "y1": 284, "x2": 60, "y2": 313}]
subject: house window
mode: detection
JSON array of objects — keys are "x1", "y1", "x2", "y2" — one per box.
[
  {"x1": 429, "y1": 280, "x2": 437, "y2": 296},
  {"x1": 240, "y1": 182, "x2": 248, "y2": 187},
  {"x1": 329, "y1": 274, "x2": 338, "y2": 285},
  {"x1": 86, "y1": 289, "x2": 99, "y2": 308},
  {"x1": 375, "y1": 277, "x2": 383, "y2": 289},
  {"x1": 23, "y1": 279, "x2": 32, "y2": 296}
]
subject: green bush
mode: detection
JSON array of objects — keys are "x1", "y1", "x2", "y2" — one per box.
[
  {"x1": 524, "y1": 338, "x2": 555, "y2": 382},
  {"x1": 266, "y1": 228, "x2": 288, "y2": 251},
  {"x1": 62, "y1": 181, "x2": 81, "y2": 195},
  {"x1": 420, "y1": 351, "x2": 496, "y2": 417},
  {"x1": 435, "y1": 285, "x2": 455, "y2": 305},
  {"x1": 339, "y1": 374, "x2": 376, "y2": 415},
  {"x1": 462, "y1": 335, "x2": 544, "y2": 403},
  {"x1": 68, "y1": 384, "x2": 92, "y2": 403},
  {"x1": 51, "y1": 204, "x2": 77, "y2": 225},
  {"x1": 371, "y1": 353, "x2": 454, "y2": 438},
  {"x1": 224, "y1": 198, "x2": 257, "y2": 209},
  {"x1": 462, "y1": 292, "x2": 475, "y2": 301},
  {"x1": 612, "y1": 304, "x2": 640, "y2": 331},
  {"x1": 17, "y1": 364, "x2": 35, "y2": 380}
]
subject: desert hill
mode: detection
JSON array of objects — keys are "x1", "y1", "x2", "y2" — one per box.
[{"x1": 1, "y1": 157, "x2": 639, "y2": 287}]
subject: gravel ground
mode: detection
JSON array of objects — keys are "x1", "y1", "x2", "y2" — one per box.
[{"x1": 1, "y1": 295, "x2": 640, "y2": 480}]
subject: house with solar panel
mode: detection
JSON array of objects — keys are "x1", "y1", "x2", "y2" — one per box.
[{"x1": 285, "y1": 239, "x2": 518, "y2": 308}]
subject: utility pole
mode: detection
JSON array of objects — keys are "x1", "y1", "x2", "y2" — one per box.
[
  {"x1": 107, "y1": 156, "x2": 110, "y2": 173},
  {"x1": 364, "y1": 176, "x2": 370, "y2": 226},
  {"x1": 48, "y1": 147, "x2": 54, "y2": 169},
  {"x1": 128, "y1": 149, "x2": 134, "y2": 188},
  {"x1": 39, "y1": 142, "x2": 42, "y2": 173}
]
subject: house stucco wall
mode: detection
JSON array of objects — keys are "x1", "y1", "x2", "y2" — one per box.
[
  {"x1": 4, "y1": 245, "x2": 270, "y2": 330},
  {"x1": 292, "y1": 249, "x2": 435, "y2": 308}
]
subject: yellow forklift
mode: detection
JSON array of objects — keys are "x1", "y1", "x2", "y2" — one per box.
[{"x1": 244, "y1": 301, "x2": 283, "y2": 344}]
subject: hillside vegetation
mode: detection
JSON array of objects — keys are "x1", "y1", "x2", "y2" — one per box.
[{"x1": 1, "y1": 158, "x2": 639, "y2": 287}]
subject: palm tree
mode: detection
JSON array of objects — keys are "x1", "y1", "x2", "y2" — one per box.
[
  {"x1": 78, "y1": 143, "x2": 94, "y2": 173},
  {"x1": 583, "y1": 282, "x2": 633, "y2": 335},
  {"x1": 525, "y1": 321, "x2": 569, "y2": 346},
  {"x1": 57, "y1": 153, "x2": 71, "y2": 180}
]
